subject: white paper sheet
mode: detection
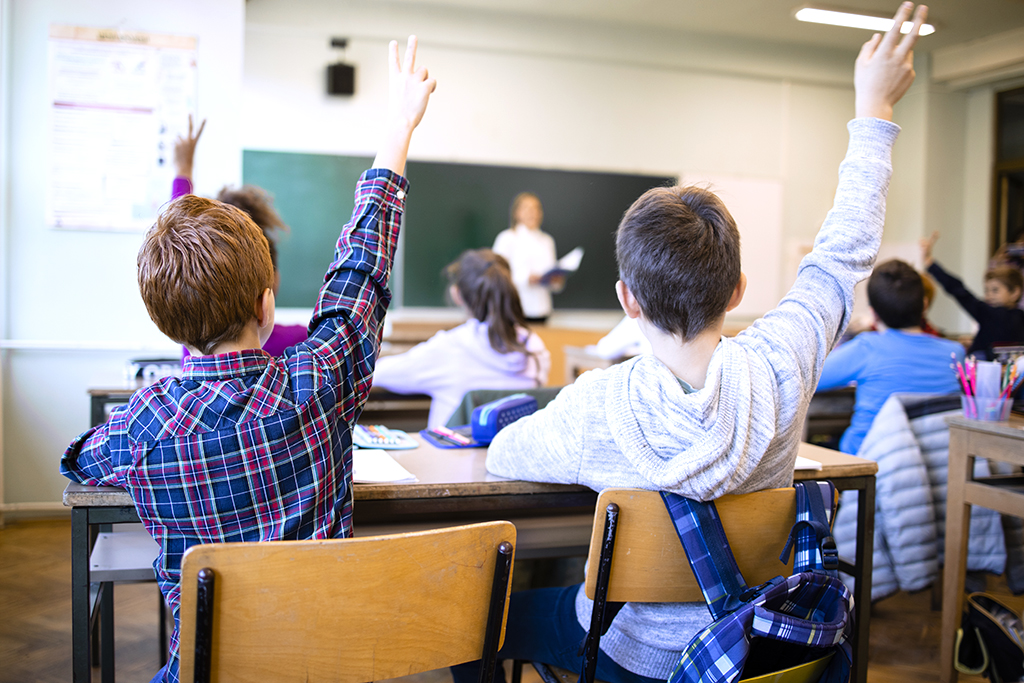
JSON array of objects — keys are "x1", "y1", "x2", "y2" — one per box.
[
  {"x1": 352, "y1": 449, "x2": 418, "y2": 483},
  {"x1": 557, "y1": 246, "x2": 585, "y2": 272},
  {"x1": 795, "y1": 456, "x2": 822, "y2": 471}
]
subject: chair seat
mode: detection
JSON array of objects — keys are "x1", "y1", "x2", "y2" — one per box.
[{"x1": 90, "y1": 527, "x2": 159, "y2": 582}]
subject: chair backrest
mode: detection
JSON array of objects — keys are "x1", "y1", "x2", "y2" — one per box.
[
  {"x1": 584, "y1": 488, "x2": 796, "y2": 603},
  {"x1": 178, "y1": 521, "x2": 516, "y2": 683}
]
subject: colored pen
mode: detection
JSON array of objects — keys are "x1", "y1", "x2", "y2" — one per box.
[
  {"x1": 428, "y1": 429, "x2": 461, "y2": 446},
  {"x1": 434, "y1": 425, "x2": 472, "y2": 445}
]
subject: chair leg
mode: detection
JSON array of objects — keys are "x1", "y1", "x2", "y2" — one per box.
[
  {"x1": 158, "y1": 589, "x2": 168, "y2": 667},
  {"x1": 531, "y1": 662, "x2": 565, "y2": 683},
  {"x1": 479, "y1": 541, "x2": 515, "y2": 683},
  {"x1": 580, "y1": 503, "x2": 619, "y2": 683},
  {"x1": 511, "y1": 659, "x2": 523, "y2": 683},
  {"x1": 193, "y1": 568, "x2": 216, "y2": 683}
]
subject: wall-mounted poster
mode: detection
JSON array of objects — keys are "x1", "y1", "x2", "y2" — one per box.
[{"x1": 47, "y1": 25, "x2": 197, "y2": 231}]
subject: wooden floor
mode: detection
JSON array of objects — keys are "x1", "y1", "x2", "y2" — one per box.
[{"x1": 0, "y1": 518, "x2": 1015, "y2": 683}]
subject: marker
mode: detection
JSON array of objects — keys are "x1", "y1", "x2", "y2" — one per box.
[
  {"x1": 434, "y1": 425, "x2": 472, "y2": 445},
  {"x1": 428, "y1": 429, "x2": 462, "y2": 446}
]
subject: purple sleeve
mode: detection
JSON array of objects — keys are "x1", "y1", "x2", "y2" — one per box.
[
  {"x1": 262, "y1": 324, "x2": 310, "y2": 357},
  {"x1": 171, "y1": 177, "x2": 193, "y2": 200}
]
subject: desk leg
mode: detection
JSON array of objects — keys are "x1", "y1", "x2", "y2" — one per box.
[
  {"x1": 72, "y1": 508, "x2": 92, "y2": 683},
  {"x1": 852, "y1": 476, "x2": 874, "y2": 683},
  {"x1": 100, "y1": 582, "x2": 115, "y2": 683},
  {"x1": 940, "y1": 430, "x2": 973, "y2": 683}
]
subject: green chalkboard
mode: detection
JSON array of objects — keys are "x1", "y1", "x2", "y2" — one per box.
[{"x1": 243, "y1": 151, "x2": 675, "y2": 310}]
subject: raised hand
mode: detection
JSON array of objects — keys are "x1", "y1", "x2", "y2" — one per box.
[
  {"x1": 173, "y1": 115, "x2": 206, "y2": 180},
  {"x1": 854, "y1": 3, "x2": 928, "y2": 121},
  {"x1": 920, "y1": 230, "x2": 939, "y2": 268},
  {"x1": 374, "y1": 36, "x2": 437, "y2": 175},
  {"x1": 388, "y1": 36, "x2": 436, "y2": 133}
]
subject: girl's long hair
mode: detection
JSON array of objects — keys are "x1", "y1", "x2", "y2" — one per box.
[{"x1": 446, "y1": 249, "x2": 531, "y2": 356}]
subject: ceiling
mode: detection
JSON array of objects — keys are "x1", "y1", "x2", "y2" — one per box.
[{"x1": 394, "y1": 0, "x2": 1024, "y2": 53}]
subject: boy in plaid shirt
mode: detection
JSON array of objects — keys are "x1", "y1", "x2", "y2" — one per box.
[{"x1": 60, "y1": 37, "x2": 435, "y2": 683}]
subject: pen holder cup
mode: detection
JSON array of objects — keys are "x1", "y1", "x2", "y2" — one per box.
[{"x1": 961, "y1": 395, "x2": 1012, "y2": 422}]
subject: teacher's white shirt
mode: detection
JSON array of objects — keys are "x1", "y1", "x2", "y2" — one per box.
[{"x1": 493, "y1": 224, "x2": 557, "y2": 319}]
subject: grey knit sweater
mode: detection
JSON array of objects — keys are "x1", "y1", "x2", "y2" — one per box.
[{"x1": 486, "y1": 117, "x2": 900, "y2": 678}]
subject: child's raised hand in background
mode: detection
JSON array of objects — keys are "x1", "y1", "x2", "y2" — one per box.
[
  {"x1": 374, "y1": 35, "x2": 437, "y2": 176},
  {"x1": 920, "y1": 230, "x2": 939, "y2": 268},
  {"x1": 173, "y1": 114, "x2": 206, "y2": 180},
  {"x1": 854, "y1": 2, "x2": 928, "y2": 121}
]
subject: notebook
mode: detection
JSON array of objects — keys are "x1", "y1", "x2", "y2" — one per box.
[{"x1": 352, "y1": 449, "x2": 417, "y2": 483}]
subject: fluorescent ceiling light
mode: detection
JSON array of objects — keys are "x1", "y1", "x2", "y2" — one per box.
[{"x1": 795, "y1": 7, "x2": 936, "y2": 36}]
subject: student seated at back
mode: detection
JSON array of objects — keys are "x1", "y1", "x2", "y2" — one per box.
[
  {"x1": 922, "y1": 231, "x2": 1024, "y2": 360},
  {"x1": 452, "y1": 6, "x2": 928, "y2": 682},
  {"x1": 817, "y1": 259, "x2": 965, "y2": 455},
  {"x1": 372, "y1": 248, "x2": 551, "y2": 427},
  {"x1": 171, "y1": 117, "x2": 308, "y2": 357},
  {"x1": 59, "y1": 38, "x2": 435, "y2": 683}
]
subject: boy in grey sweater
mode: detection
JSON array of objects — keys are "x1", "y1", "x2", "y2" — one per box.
[{"x1": 453, "y1": 4, "x2": 929, "y2": 683}]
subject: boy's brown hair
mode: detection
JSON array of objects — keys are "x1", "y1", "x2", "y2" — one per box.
[
  {"x1": 138, "y1": 195, "x2": 275, "y2": 355},
  {"x1": 985, "y1": 266, "x2": 1024, "y2": 302},
  {"x1": 868, "y1": 259, "x2": 924, "y2": 329},
  {"x1": 615, "y1": 185, "x2": 742, "y2": 340}
]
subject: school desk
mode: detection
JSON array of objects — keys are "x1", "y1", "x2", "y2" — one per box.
[
  {"x1": 940, "y1": 415, "x2": 1024, "y2": 683},
  {"x1": 63, "y1": 437, "x2": 876, "y2": 683}
]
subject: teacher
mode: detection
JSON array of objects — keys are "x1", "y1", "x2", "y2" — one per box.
[{"x1": 493, "y1": 192, "x2": 559, "y2": 324}]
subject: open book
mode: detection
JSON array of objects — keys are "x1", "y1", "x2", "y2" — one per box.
[{"x1": 540, "y1": 246, "x2": 584, "y2": 286}]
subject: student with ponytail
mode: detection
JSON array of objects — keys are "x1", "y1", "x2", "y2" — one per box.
[{"x1": 373, "y1": 248, "x2": 551, "y2": 427}]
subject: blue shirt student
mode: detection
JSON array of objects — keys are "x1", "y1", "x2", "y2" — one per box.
[{"x1": 818, "y1": 328, "x2": 965, "y2": 455}]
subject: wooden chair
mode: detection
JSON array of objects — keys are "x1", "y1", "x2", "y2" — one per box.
[
  {"x1": 178, "y1": 521, "x2": 516, "y2": 683},
  {"x1": 519, "y1": 487, "x2": 825, "y2": 683}
]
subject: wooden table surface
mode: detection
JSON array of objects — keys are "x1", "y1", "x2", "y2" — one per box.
[{"x1": 65, "y1": 437, "x2": 875, "y2": 507}]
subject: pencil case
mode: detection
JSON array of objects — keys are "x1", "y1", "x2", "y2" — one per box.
[{"x1": 470, "y1": 393, "x2": 537, "y2": 445}]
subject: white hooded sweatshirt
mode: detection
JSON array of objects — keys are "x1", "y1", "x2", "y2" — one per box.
[
  {"x1": 372, "y1": 318, "x2": 550, "y2": 427},
  {"x1": 486, "y1": 118, "x2": 899, "y2": 678}
]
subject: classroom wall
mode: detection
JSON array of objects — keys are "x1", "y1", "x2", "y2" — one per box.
[{"x1": 0, "y1": 0, "x2": 245, "y2": 512}]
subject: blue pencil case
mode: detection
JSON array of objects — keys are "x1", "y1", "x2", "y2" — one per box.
[
  {"x1": 470, "y1": 393, "x2": 537, "y2": 445},
  {"x1": 421, "y1": 393, "x2": 539, "y2": 448}
]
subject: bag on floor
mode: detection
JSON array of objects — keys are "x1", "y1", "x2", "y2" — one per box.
[
  {"x1": 955, "y1": 592, "x2": 1024, "y2": 683},
  {"x1": 662, "y1": 481, "x2": 853, "y2": 683}
]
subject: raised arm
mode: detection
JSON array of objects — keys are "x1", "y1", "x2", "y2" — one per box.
[
  {"x1": 740, "y1": 3, "x2": 927, "y2": 391},
  {"x1": 300, "y1": 37, "x2": 436, "y2": 417},
  {"x1": 372, "y1": 36, "x2": 437, "y2": 176},
  {"x1": 171, "y1": 115, "x2": 205, "y2": 199},
  {"x1": 920, "y1": 231, "x2": 988, "y2": 319},
  {"x1": 854, "y1": 2, "x2": 928, "y2": 122}
]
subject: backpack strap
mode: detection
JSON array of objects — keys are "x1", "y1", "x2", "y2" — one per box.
[
  {"x1": 779, "y1": 481, "x2": 839, "y2": 573},
  {"x1": 661, "y1": 492, "x2": 751, "y2": 619}
]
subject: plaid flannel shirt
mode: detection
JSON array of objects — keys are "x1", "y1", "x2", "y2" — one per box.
[{"x1": 60, "y1": 168, "x2": 408, "y2": 683}]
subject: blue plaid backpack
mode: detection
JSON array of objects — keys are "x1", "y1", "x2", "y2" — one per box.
[{"x1": 662, "y1": 482, "x2": 853, "y2": 683}]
